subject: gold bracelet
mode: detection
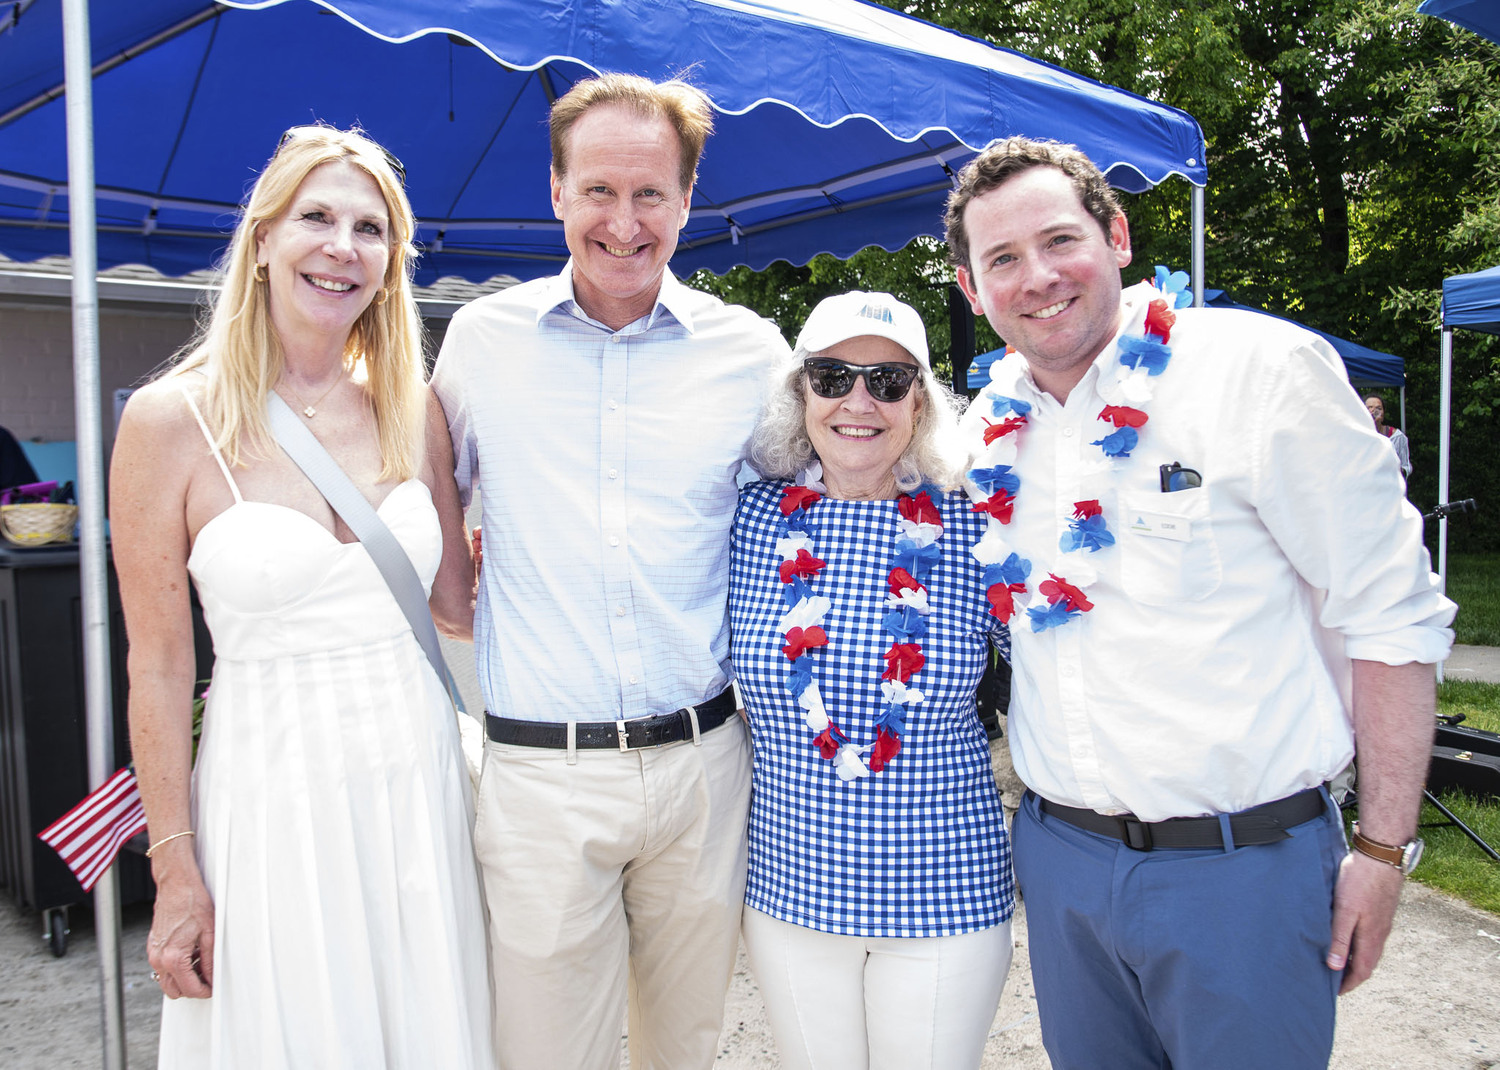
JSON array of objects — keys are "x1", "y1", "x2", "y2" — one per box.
[{"x1": 145, "y1": 830, "x2": 195, "y2": 858}]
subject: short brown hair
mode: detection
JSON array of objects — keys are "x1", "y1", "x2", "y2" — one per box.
[
  {"x1": 944, "y1": 137, "x2": 1122, "y2": 269},
  {"x1": 550, "y1": 73, "x2": 715, "y2": 192}
]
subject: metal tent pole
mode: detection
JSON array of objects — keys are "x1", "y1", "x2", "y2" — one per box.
[
  {"x1": 61, "y1": 1, "x2": 127, "y2": 1067},
  {"x1": 1438, "y1": 327, "x2": 1453, "y2": 589},
  {"x1": 1437, "y1": 327, "x2": 1453, "y2": 686},
  {"x1": 1190, "y1": 184, "x2": 1205, "y2": 307}
]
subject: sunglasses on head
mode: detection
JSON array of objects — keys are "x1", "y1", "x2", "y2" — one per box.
[
  {"x1": 803, "y1": 358, "x2": 921, "y2": 403},
  {"x1": 276, "y1": 125, "x2": 406, "y2": 187}
]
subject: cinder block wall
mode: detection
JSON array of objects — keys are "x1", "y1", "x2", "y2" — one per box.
[{"x1": 0, "y1": 302, "x2": 199, "y2": 445}]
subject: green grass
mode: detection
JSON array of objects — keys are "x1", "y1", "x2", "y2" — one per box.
[
  {"x1": 1445, "y1": 553, "x2": 1500, "y2": 646},
  {"x1": 1436, "y1": 678, "x2": 1500, "y2": 734},
  {"x1": 1409, "y1": 679, "x2": 1500, "y2": 914}
]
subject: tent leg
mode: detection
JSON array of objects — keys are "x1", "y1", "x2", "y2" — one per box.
[
  {"x1": 1438, "y1": 327, "x2": 1453, "y2": 587},
  {"x1": 1437, "y1": 327, "x2": 1453, "y2": 686},
  {"x1": 1190, "y1": 184, "x2": 1205, "y2": 307},
  {"x1": 61, "y1": 1, "x2": 126, "y2": 1067}
]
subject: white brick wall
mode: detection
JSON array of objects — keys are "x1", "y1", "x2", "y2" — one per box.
[{"x1": 0, "y1": 303, "x2": 198, "y2": 444}]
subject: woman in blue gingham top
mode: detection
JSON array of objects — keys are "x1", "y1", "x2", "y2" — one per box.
[
  {"x1": 729, "y1": 292, "x2": 1014, "y2": 1070},
  {"x1": 731, "y1": 485, "x2": 1013, "y2": 935}
]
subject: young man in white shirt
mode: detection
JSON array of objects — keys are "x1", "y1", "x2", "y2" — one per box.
[{"x1": 947, "y1": 136, "x2": 1454, "y2": 1070}]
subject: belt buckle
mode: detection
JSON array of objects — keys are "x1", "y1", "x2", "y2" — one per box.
[
  {"x1": 622, "y1": 712, "x2": 675, "y2": 750},
  {"x1": 1118, "y1": 816, "x2": 1154, "y2": 851}
]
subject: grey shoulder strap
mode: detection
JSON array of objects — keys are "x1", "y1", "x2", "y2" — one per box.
[{"x1": 266, "y1": 393, "x2": 468, "y2": 716}]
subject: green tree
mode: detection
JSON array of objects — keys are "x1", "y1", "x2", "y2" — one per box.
[{"x1": 696, "y1": 0, "x2": 1500, "y2": 547}]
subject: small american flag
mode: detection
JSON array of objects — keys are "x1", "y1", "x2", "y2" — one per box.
[{"x1": 37, "y1": 767, "x2": 148, "y2": 892}]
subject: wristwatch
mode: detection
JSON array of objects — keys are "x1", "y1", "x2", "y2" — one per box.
[{"x1": 1351, "y1": 822, "x2": 1424, "y2": 876}]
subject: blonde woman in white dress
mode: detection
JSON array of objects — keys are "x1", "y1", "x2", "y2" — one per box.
[{"x1": 111, "y1": 126, "x2": 492, "y2": 1069}]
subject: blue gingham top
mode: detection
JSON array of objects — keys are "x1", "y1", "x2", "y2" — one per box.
[{"x1": 729, "y1": 482, "x2": 1015, "y2": 938}]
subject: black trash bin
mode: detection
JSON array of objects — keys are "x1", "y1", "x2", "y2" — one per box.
[{"x1": 0, "y1": 540, "x2": 212, "y2": 953}]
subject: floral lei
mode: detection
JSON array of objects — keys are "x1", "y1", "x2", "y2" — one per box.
[
  {"x1": 773, "y1": 462, "x2": 944, "y2": 781},
  {"x1": 966, "y1": 268, "x2": 1192, "y2": 633}
]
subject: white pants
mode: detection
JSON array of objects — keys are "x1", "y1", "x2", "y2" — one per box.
[
  {"x1": 742, "y1": 907, "x2": 1013, "y2": 1070},
  {"x1": 475, "y1": 718, "x2": 751, "y2": 1070}
]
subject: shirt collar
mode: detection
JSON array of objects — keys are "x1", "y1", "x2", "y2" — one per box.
[{"x1": 536, "y1": 260, "x2": 697, "y2": 335}]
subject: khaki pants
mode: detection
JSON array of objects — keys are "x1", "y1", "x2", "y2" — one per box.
[{"x1": 474, "y1": 717, "x2": 751, "y2": 1070}]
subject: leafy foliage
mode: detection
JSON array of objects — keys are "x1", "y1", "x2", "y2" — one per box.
[{"x1": 693, "y1": 0, "x2": 1500, "y2": 548}]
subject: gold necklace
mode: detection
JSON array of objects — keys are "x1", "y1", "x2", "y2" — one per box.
[{"x1": 279, "y1": 373, "x2": 345, "y2": 419}]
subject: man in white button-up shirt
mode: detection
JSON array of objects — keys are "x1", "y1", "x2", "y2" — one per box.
[
  {"x1": 431, "y1": 75, "x2": 789, "y2": 1070},
  {"x1": 946, "y1": 137, "x2": 1455, "y2": 1070}
]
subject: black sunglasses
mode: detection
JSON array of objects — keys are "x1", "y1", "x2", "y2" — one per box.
[
  {"x1": 803, "y1": 358, "x2": 921, "y2": 403},
  {"x1": 276, "y1": 125, "x2": 406, "y2": 186},
  {"x1": 1159, "y1": 461, "x2": 1203, "y2": 493}
]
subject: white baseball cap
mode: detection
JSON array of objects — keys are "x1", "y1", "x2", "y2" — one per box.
[{"x1": 795, "y1": 290, "x2": 930, "y2": 370}]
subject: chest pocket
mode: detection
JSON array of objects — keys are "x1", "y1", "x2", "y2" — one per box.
[{"x1": 1117, "y1": 488, "x2": 1221, "y2": 604}]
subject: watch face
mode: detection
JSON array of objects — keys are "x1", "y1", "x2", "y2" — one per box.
[{"x1": 1401, "y1": 838, "x2": 1425, "y2": 876}]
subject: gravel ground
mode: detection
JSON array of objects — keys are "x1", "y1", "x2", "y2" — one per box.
[{"x1": 2, "y1": 879, "x2": 1496, "y2": 1069}]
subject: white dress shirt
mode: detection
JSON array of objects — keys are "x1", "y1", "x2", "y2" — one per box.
[
  {"x1": 966, "y1": 283, "x2": 1455, "y2": 821},
  {"x1": 431, "y1": 264, "x2": 790, "y2": 722}
]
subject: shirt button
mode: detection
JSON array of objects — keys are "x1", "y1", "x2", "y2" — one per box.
[
  {"x1": 609, "y1": 536, "x2": 620, "y2": 547},
  {"x1": 612, "y1": 334, "x2": 624, "y2": 344},
  {"x1": 608, "y1": 468, "x2": 618, "y2": 479},
  {"x1": 628, "y1": 675, "x2": 638, "y2": 685},
  {"x1": 609, "y1": 400, "x2": 619, "y2": 410},
  {"x1": 1062, "y1": 427, "x2": 1075, "y2": 438},
  {"x1": 1061, "y1": 665, "x2": 1076, "y2": 678},
  {"x1": 616, "y1": 606, "x2": 627, "y2": 617}
]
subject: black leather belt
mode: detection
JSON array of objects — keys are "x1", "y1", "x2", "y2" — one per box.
[
  {"x1": 485, "y1": 688, "x2": 736, "y2": 750},
  {"x1": 1037, "y1": 787, "x2": 1326, "y2": 851}
]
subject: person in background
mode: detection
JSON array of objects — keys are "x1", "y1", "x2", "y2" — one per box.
[
  {"x1": 947, "y1": 136, "x2": 1455, "y2": 1070},
  {"x1": 430, "y1": 73, "x2": 790, "y2": 1070},
  {"x1": 0, "y1": 424, "x2": 38, "y2": 490},
  {"x1": 728, "y1": 292, "x2": 1014, "y2": 1070},
  {"x1": 1365, "y1": 393, "x2": 1412, "y2": 479},
  {"x1": 111, "y1": 125, "x2": 490, "y2": 1069}
]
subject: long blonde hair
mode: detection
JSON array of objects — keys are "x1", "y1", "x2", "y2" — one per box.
[{"x1": 167, "y1": 125, "x2": 424, "y2": 481}]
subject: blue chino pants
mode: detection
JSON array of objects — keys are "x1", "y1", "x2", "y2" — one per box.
[{"x1": 1013, "y1": 789, "x2": 1346, "y2": 1070}]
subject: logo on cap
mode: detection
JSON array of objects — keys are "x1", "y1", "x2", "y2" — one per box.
[{"x1": 857, "y1": 303, "x2": 894, "y2": 325}]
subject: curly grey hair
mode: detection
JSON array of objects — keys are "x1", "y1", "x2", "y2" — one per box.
[{"x1": 750, "y1": 347, "x2": 968, "y2": 492}]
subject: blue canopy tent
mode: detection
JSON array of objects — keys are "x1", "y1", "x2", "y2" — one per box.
[
  {"x1": 1418, "y1": 0, "x2": 1500, "y2": 43},
  {"x1": 1440, "y1": 265, "x2": 1500, "y2": 335},
  {"x1": 0, "y1": 0, "x2": 1208, "y2": 285},
  {"x1": 1434, "y1": 265, "x2": 1500, "y2": 595},
  {"x1": 11, "y1": 3, "x2": 1210, "y2": 1065}
]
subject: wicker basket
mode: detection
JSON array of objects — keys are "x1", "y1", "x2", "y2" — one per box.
[{"x1": 0, "y1": 503, "x2": 78, "y2": 546}]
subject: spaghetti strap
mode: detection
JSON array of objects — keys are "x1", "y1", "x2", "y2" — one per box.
[{"x1": 178, "y1": 382, "x2": 243, "y2": 503}]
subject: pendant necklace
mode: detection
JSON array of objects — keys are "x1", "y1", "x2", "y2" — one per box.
[{"x1": 280, "y1": 373, "x2": 345, "y2": 419}]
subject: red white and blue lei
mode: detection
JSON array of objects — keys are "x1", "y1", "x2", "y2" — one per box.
[
  {"x1": 966, "y1": 269, "x2": 1192, "y2": 633},
  {"x1": 774, "y1": 462, "x2": 944, "y2": 781}
]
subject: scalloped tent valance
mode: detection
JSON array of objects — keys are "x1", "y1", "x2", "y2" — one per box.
[{"x1": 0, "y1": 0, "x2": 1206, "y2": 284}]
